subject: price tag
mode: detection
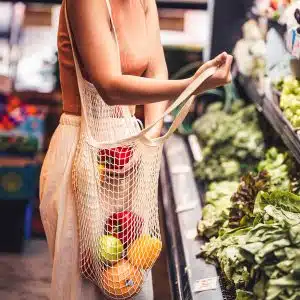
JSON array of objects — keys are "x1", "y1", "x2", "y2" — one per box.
[
  {"x1": 286, "y1": 27, "x2": 300, "y2": 59},
  {"x1": 193, "y1": 277, "x2": 218, "y2": 293},
  {"x1": 188, "y1": 134, "x2": 202, "y2": 162},
  {"x1": 170, "y1": 165, "x2": 191, "y2": 174},
  {"x1": 175, "y1": 201, "x2": 197, "y2": 213},
  {"x1": 185, "y1": 228, "x2": 198, "y2": 240}
]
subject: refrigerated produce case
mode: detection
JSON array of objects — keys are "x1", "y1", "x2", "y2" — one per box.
[
  {"x1": 160, "y1": 77, "x2": 300, "y2": 300},
  {"x1": 159, "y1": 2, "x2": 300, "y2": 298},
  {"x1": 159, "y1": 2, "x2": 257, "y2": 298}
]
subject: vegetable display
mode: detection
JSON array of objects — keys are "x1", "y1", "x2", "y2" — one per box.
[
  {"x1": 193, "y1": 101, "x2": 265, "y2": 182},
  {"x1": 200, "y1": 190, "x2": 300, "y2": 300},
  {"x1": 197, "y1": 181, "x2": 239, "y2": 239},
  {"x1": 197, "y1": 146, "x2": 300, "y2": 299},
  {"x1": 279, "y1": 76, "x2": 300, "y2": 129},
  {"x1": 228, "y1": 171, "x2": 270, "y2": 228},
  {"x1": 257, "y1": 147, "x2": 291, "y2": 191}
]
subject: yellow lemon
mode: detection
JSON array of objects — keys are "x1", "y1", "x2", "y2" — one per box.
[
  {"x1": 127, "y1": 235, "x2": 162, "y2": 270},
  {"x1": 97, "y1": 164, "x2": 105, "y2": 181}
]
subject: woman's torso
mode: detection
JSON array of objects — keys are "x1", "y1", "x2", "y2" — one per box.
[{"x1": 58, "y1": 0, "x2": 150, "y2": 115}]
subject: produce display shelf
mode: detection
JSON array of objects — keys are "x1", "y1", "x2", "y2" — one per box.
[
  {"x1": 14, "y1": 90, "x2": 62, "y2": 105},
  {"x1": 161, "y1": 133, "x2": 224, "y2": 300},
  {"x1": 238, "y1": 74, "x2": 300, "y2": 164}
]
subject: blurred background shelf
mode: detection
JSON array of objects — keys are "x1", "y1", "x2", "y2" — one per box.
[
  {"x1": 238, "y1": 74, "x2": 300, "y2": 164},
  {"x1": 13, "y1": 90, "x2": 61, "y2": 105}
]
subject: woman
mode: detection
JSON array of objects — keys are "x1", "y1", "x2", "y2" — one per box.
[{"x1": 39, "y1": 0, "x2": 233, "y2": 299}]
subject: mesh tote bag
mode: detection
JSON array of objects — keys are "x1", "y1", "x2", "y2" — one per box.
[{"x1": 65, "y1": 1, "x2": 216, "y2": 299}]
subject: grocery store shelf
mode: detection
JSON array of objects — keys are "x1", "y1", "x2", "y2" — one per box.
[
  {"x1": 161, "y1": 133, "x2": 223, "y2": 300},
  {"x1": 14, "y1": 90, "x2": 61, "y2": 105},
  {"x1": 238, "y1": 74, "x2": 300, "y2": 164}
]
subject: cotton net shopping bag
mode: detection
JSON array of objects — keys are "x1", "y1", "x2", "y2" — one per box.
[{"x1": 65, "y1": 1, "x2": 216, "y2": 299}]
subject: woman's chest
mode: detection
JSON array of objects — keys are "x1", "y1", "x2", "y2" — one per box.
[{"x1": 110, "y1": 0, "x2": 149, "y2": 76}]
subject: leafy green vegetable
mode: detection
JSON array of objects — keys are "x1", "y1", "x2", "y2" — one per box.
[
  {"x1": 200, "y1": 190, "x2": 300, "y2": 300},
  {"x1": 257, "y1": 148, "x2": 291, "y2": 191},
  {"x1": 255, "y1": 190, "x2": 300, "y2": 214},
  {"x1": 194, "y1": 158, "x2": 241, "y2": 182},
  {"x1": 193, "y1": 96, "x2": 300, "y2": 299},
  {"x1": 193, "y1": 102, "x2": 265, "y2": 182},
  {"x1": 236, "y1": 289, "x2": 255, "y2": 300},
  {"x1": 289, "y1": 167, "x2": 300, "y2": 195},
  {"x1": 279, "y1": 77, "x2": 300, "y2": 128},
  {"x1": 229, "y1": 171, "x2": 270, "y2": 228},
  {"x1": 197, "y1": 181, "x2": 239, "y2": 238}
]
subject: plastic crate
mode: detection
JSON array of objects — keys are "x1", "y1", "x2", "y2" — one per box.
[
  {"x1": 0, "y1": 158, "x2": 40, "y2": 200},
  {"x1": 24, "y1": 200, "x2": 33, "y2": 240}
]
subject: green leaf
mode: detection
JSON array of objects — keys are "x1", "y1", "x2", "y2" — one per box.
[
  {"x1": 277, "y1": 260, "x2": 293, "y2": 273},
  {"x1": 266, "y1": 285, "x2": 283, "y2": 300},
  {"x1": 236, "y1": 289, "x2": 255, "y2": 300},
  {"x1": 269, "y1": 274, "x2": 300, "y2": 287},
  {"x1": 256, "y1": 239, "x2": 290, "y2": 264},
  {"x1": 253, "y1": 273, "x2": 267, "y2": 299},
  {"x1": 255, "y1": 191, "x2": 300, "y2": 214}
]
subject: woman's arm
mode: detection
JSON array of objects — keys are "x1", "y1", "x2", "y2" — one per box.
[
  {"x1": 67, "y1": 0, "x2": 232, "y2": 106},
  {"x1": 143, "y1": 0, "x2": 169, "y2": 137},
  {"x1": 68, "y1": 0, "x2": 190, "y2": 105}
]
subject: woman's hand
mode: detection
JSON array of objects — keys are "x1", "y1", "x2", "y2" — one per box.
[{"x1": 193, "y1": 52, "x2": 233, "y2": 95}]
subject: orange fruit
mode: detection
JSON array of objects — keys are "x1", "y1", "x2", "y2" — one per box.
[
  {"x1": 100, "y1": 259, "x2": 143, "y2": 299},
  {"x1": 127, "y1": 235, "x2": 162, "y2": 270}
]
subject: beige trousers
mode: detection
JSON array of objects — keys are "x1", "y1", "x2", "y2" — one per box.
[{"x1": 39, "y1": 113, "x2": 153, "y2": 300}]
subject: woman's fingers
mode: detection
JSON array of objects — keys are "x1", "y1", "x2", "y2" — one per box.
[
  {"x1": 224, "y1": 55, "x2": 233, "y2": 82},
  {"x1": 195, "y1": 52, "x2": 228, "y2": 78},
  {"x1": 206, "y1": 52, "x2": 228, "y2": 69},
  {"x1": 225, "y1": 55, "x2": 233, "y2": 73},
  {"x1": 213, "y1": 52, "x2": 228, "y2": 67},
  {"x1": 215, "y1": 54, "x2": 233, "y2": 82}
]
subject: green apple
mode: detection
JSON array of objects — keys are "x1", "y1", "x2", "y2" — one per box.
[{"x1": 97, "y1": 235, "x2": 124, "y2": 264}]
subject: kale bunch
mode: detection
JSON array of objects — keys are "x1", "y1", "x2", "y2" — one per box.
[{"x1": 228, "y1": 171, "x2": 270, "y2": 228}]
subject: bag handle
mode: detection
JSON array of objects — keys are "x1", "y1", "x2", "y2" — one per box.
[
  {"x1": 64, "y1": 1, "x2": 216, "y2": 147},
  {"x1": 138, "y1": 66, "x2": 216, "y2": 145}
]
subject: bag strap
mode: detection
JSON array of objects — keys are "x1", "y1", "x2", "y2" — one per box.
[
  {"x1": 104, "y1": 0, "x2": 122, "y2": 68},
  {"x1": 64, "y1": 0, "x2": 216, "y2": 147}
]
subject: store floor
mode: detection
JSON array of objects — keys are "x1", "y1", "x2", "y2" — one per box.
[
  {"x1": 0, "y1": 238, "x2": 171, "y2": 300},
  {"x1": 0, "y1": 240, "x2": 51, "y2": 300}
]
